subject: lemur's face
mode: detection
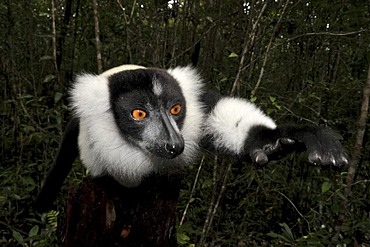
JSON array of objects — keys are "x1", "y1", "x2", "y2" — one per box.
[{"x1": 108, "y1": 69, "x2": 186, "y2": 159}]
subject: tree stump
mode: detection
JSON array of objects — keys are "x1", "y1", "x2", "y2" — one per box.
[{"x1": 61, "y1": 174, "x2": 181, "y2": 247}]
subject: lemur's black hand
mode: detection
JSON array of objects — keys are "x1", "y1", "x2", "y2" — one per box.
[
  {"x1": 278, "y1": 125, "x2": 349, "y2": 166},
  {"x1": 249, "y1": 137, "x2": 296, "y2": 165},
  {"x1": 243, "y1": 125, "x2": 349, "y2": 166}
]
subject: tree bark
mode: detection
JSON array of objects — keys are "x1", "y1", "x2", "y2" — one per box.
[
  {"x1": 61, "y1": 174, "x2": 181, "y2": 247},
  {"x1": 92, "y1": 0, "x2": 103, "y2": 74},
  {"x1": 51, "y1": 0, "x2": 58, "y2": 75},
  {"x1": 55, "y1": 0, "x2": 73, "y2": 80}
]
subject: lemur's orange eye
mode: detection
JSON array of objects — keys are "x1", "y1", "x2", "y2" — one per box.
[
  {"x1": 170, "y1": 104, "x2": 181, "y2": 115},
  {"x1": 131, "y1": 109, "x2": 147, "y2": 120}
]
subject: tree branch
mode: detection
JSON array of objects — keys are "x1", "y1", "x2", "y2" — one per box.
[
  {"x1": 199, "y1": 158, "x2": 233, "y2": 246},
  {"x1": 179, "y1": 157, "x2": 205, "y2": 226},
  {"x1": 286, "y1": 29, "x2": 367, "y2": 43}
]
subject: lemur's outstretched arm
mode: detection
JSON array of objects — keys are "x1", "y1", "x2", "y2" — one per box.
[
  {"x1": 242, "y1": 124, "x2": 348, "y2": 166},
  {"x1": 200, "y1": 90, "x2": 348, "y2": 166}
]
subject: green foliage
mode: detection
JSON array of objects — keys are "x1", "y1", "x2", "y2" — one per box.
[
  {"x1": 0, "y1": 160, "x2": 59, "y2": 246},
  {"x1": 176, "y1": 232, "x2": 192, "y2": 246},
  {"x1": 321, "y1": 180, "x2": 331, "y2": 194},
  {"x1": 228, "y1": 52, "x2": 238, "y2": 58},
  {"x1": 267, "y1": 223, "x2": 295, "y2": 244}
]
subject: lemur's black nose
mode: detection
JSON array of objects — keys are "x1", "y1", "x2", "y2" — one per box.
[
  {"x1": 165, "y1": 141, "x2": 185, "y2": 158},
  {"x1": 158, "y1": 109, "x2": 185, "y2": 159}
]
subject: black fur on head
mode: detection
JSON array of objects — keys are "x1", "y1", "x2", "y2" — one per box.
[{"x1": 108, "y1": 68, "x2": 187, "y2": 159}]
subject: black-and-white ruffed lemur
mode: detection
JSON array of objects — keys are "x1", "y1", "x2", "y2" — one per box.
[{"x1": 35, "y1": 65, "x2": 348, "y2": 212}]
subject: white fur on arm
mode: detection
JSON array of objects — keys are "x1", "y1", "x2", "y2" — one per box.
[{"x1": 203, "y1": 97, "x2": 276, "y2": 155}]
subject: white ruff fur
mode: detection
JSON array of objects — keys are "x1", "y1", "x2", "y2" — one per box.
[
  {"x1": 204, "y1": 98, "x2": 276, "y2": 155},
  {"x1": 167, "y1": 66, "x2": 205, "y2": 164},
  {"x1": 70, "y1": 65, "x2": 204, "y2": 187}
]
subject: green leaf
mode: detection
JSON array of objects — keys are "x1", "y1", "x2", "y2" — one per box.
[
  {"x1": 269, "y1": 96, "x2": 276, "y2": 102},
  {"x1": 22, "y1": 177, "x2": 36, "y2": 192},
  {"x1": 168, "y1": 17, "x2": 175, "y2": 27},
  {"x1": 267, "y1": 232, "x2": 291, "y2": 242},
  {"x1": 142, "y1": 19, "x2": 149, "y2": 26},
  {"x1": 47, "y1": 210, "x2": 59, "y2": 228},
  {"x1": 0, "y1": 195, "x2": 6, "y2": 203},
  {"x1": 353, "y1": 220, "x2": 369, "y2": 229},
  {"x1": 279, "y1": 222, "x2": 295, "y2": 241},
  {"x1": 40, "y1": 55, "x2": 53, "y2": 61},
  {"x1": 176, "y1": 233, "x2": 190, "y2": 245},
  {"x1": 22, "y1": 177, "x2": 35, "y2": 186},
  {"x1": 12, "y1": 230, "x2": 24, "y2": 244},
  {"x1": 206, "y1": 16, "x2": 213, "y2": 22},
  {"x1": 331, "y1": 203, "x2": 340, "y2": 214},
  {"x1": 228, "y1": 52, "x2": 238, "y2": 58},
  {"x1": 201, "y1": 179, "x2": 212, "y2": 189},
  {"x1": 250, "y1": 96, "x2": 257, "y2": 103},
  {"x1": 23, "y1": 125, "x2": 35, "y2": 134},
  {"x1": 54, "y1": 92, "x2": 63, "y2": 103},
  {"x1": 29, "y1": 225, "x2": 39, "y2": 237},
  {"x1": 321, "y1": 181, "x2": 331, "y2": 193},
  {"x1": 43, "y1": 74, "x2": 56, "y2": 83},
  {"x1": 336, "y1": 191, "x2": 345, "y2": 199}
]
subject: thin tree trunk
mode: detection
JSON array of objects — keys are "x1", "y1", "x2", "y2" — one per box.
[
  {"x1": 230, "y1": 0, "x2": 265, "y2": 96},
  {"x1": 55, "y1": 0, "x2": 73, "y2": 86},
  {"x1": 116, "y1": 0, "x2": 135, "y2": 64},
  {"x1": 251, "y1": 0, "x2": 290, "y2": 98},
  {"x1": 198, "y1": 156, "x2": 219, "y2": 246},
  {"x1": 67, "y1": 0, "x2": 81, "y2": 82},
  {"x1": 4, "y1": 0, "x2": 20, "y2": 161},
  {"x1": 92, "y1": 0, "x2": 103, "y2": 74},
  {"x1": 51, "y1": 0, "x2": 57, "y2": 73},
  {"x1": 198, "y1": 159, "x2": 233, "y2": 246},
  {"x1": 51, "y1": 0, "x2": 60, "y2": 86},
  {"x1": 332, "y1": 65, "x2": 370, "y2": 241}
]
